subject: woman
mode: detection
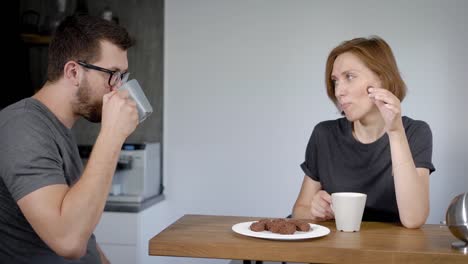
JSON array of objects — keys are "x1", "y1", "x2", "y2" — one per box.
[{"x1": 292, "y1": 36, "x2": 435, "y2": 228}]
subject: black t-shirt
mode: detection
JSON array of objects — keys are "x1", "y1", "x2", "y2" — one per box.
[
  {"x1": 0, "y1": 98, "x2": 100, "y2": 263},
  {"x1": 301, "y1": 116, "x2": 435, "y2": 222}
]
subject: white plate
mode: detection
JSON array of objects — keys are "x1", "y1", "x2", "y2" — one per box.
[{"x1": 232, "y1": 221, "x2": 330, "y2": 240}]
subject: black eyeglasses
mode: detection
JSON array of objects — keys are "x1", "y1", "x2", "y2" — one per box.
[{"x1": 77, "y1": 60, "x2": 130, "y2": 87}]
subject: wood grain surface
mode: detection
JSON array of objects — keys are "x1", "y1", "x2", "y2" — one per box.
[{"x1": 149, "y1": 214, "x2": 468, "y2": 263}]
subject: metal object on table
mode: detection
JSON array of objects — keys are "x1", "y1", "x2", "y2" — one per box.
[{"x1": 446, "y1": 192, "x2": 468, "y2": 253}]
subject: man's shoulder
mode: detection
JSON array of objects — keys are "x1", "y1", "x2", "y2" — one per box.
[
  {"x1": 0, "y1": 99, "x2": 57, "y2": 149},
  {"x1": 1, "y1": 98, "x2": 53, "y2": 130},
  {"x1": 0, "y1": 98, "x2": 28, "y2": 119}
]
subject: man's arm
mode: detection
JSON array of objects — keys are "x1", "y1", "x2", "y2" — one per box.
[
  {"x1": 17, "y1": 134, "x2": 122, "y2": 258},
  {"x1": 17, "y1": 91, "x2": 138, "y2": 259}
]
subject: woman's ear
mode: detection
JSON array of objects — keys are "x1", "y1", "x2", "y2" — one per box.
[
  {"x1": 63, "y1": 61, "x2": 80, "y2": 87},
  {"x1": 376, "y1": 74, "x2": 386, "y2": 89}
]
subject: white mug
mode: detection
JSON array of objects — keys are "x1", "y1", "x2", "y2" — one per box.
[{"x1": 332, "y1": 192, "x2": 367, "y2": 232}]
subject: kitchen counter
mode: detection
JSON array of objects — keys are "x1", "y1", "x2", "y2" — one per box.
[{"x1": 104, "y1": 194, "x2": 165, "y2": 213}]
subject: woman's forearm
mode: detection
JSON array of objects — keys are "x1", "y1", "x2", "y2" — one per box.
[
  {"x1": 292, "y1": 203, "x2": 313, "y2": 219},
  {"x1": 388, "y1": 129, "x2": 429, "y2": 228}
]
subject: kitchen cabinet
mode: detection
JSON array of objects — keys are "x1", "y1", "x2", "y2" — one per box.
[{"x1": 94, "y1": 198, "x2": 169, "y2": 264}]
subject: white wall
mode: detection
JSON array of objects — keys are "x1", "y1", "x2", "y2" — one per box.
[{"x1": 158, "y1": 1, "x2": 468, "y2": 262}]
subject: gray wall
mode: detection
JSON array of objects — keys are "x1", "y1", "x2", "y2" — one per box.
[
  {"x1": 155, "y1": 3, "x2": 468, "y2": 264},
  {"x1": 161, "y1": 4, "x2": 468, "y2": 263},
  {"x1": 20, "y1": 0, "x2": 164, "y2": 145}
]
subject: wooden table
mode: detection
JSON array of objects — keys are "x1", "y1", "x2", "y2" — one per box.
[{"x1": 149, "y1": 214, "x2": 468, "y2": 264}]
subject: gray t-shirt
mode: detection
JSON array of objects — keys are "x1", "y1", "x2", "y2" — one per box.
[
  {"x1": 0, "y1": 98, "x2": 100, "y2": 264},
  {"x1": 301, "y1": 117, "x2": 435, "y2": 222}
]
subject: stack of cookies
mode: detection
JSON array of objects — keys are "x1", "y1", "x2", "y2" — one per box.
[{"x1": 250, "y1": 218, "x2": 312, "y2": 235}]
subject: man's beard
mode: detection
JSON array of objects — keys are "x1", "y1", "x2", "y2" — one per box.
[{"x1": 74, "y1": 78, "x2": 103, "y2": 123}]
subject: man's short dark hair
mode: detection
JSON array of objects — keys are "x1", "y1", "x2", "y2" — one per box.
[{"x1": 47, "y1": 15, "x2": 134, "y2": 82}]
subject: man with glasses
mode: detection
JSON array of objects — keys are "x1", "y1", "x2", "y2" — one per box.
[
  {"x1": 77, "y1": 61, "x2": 130, "y2": 88},
  {"x1": 0, "y1": 15, "x2": 137, "y2": 263}
]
